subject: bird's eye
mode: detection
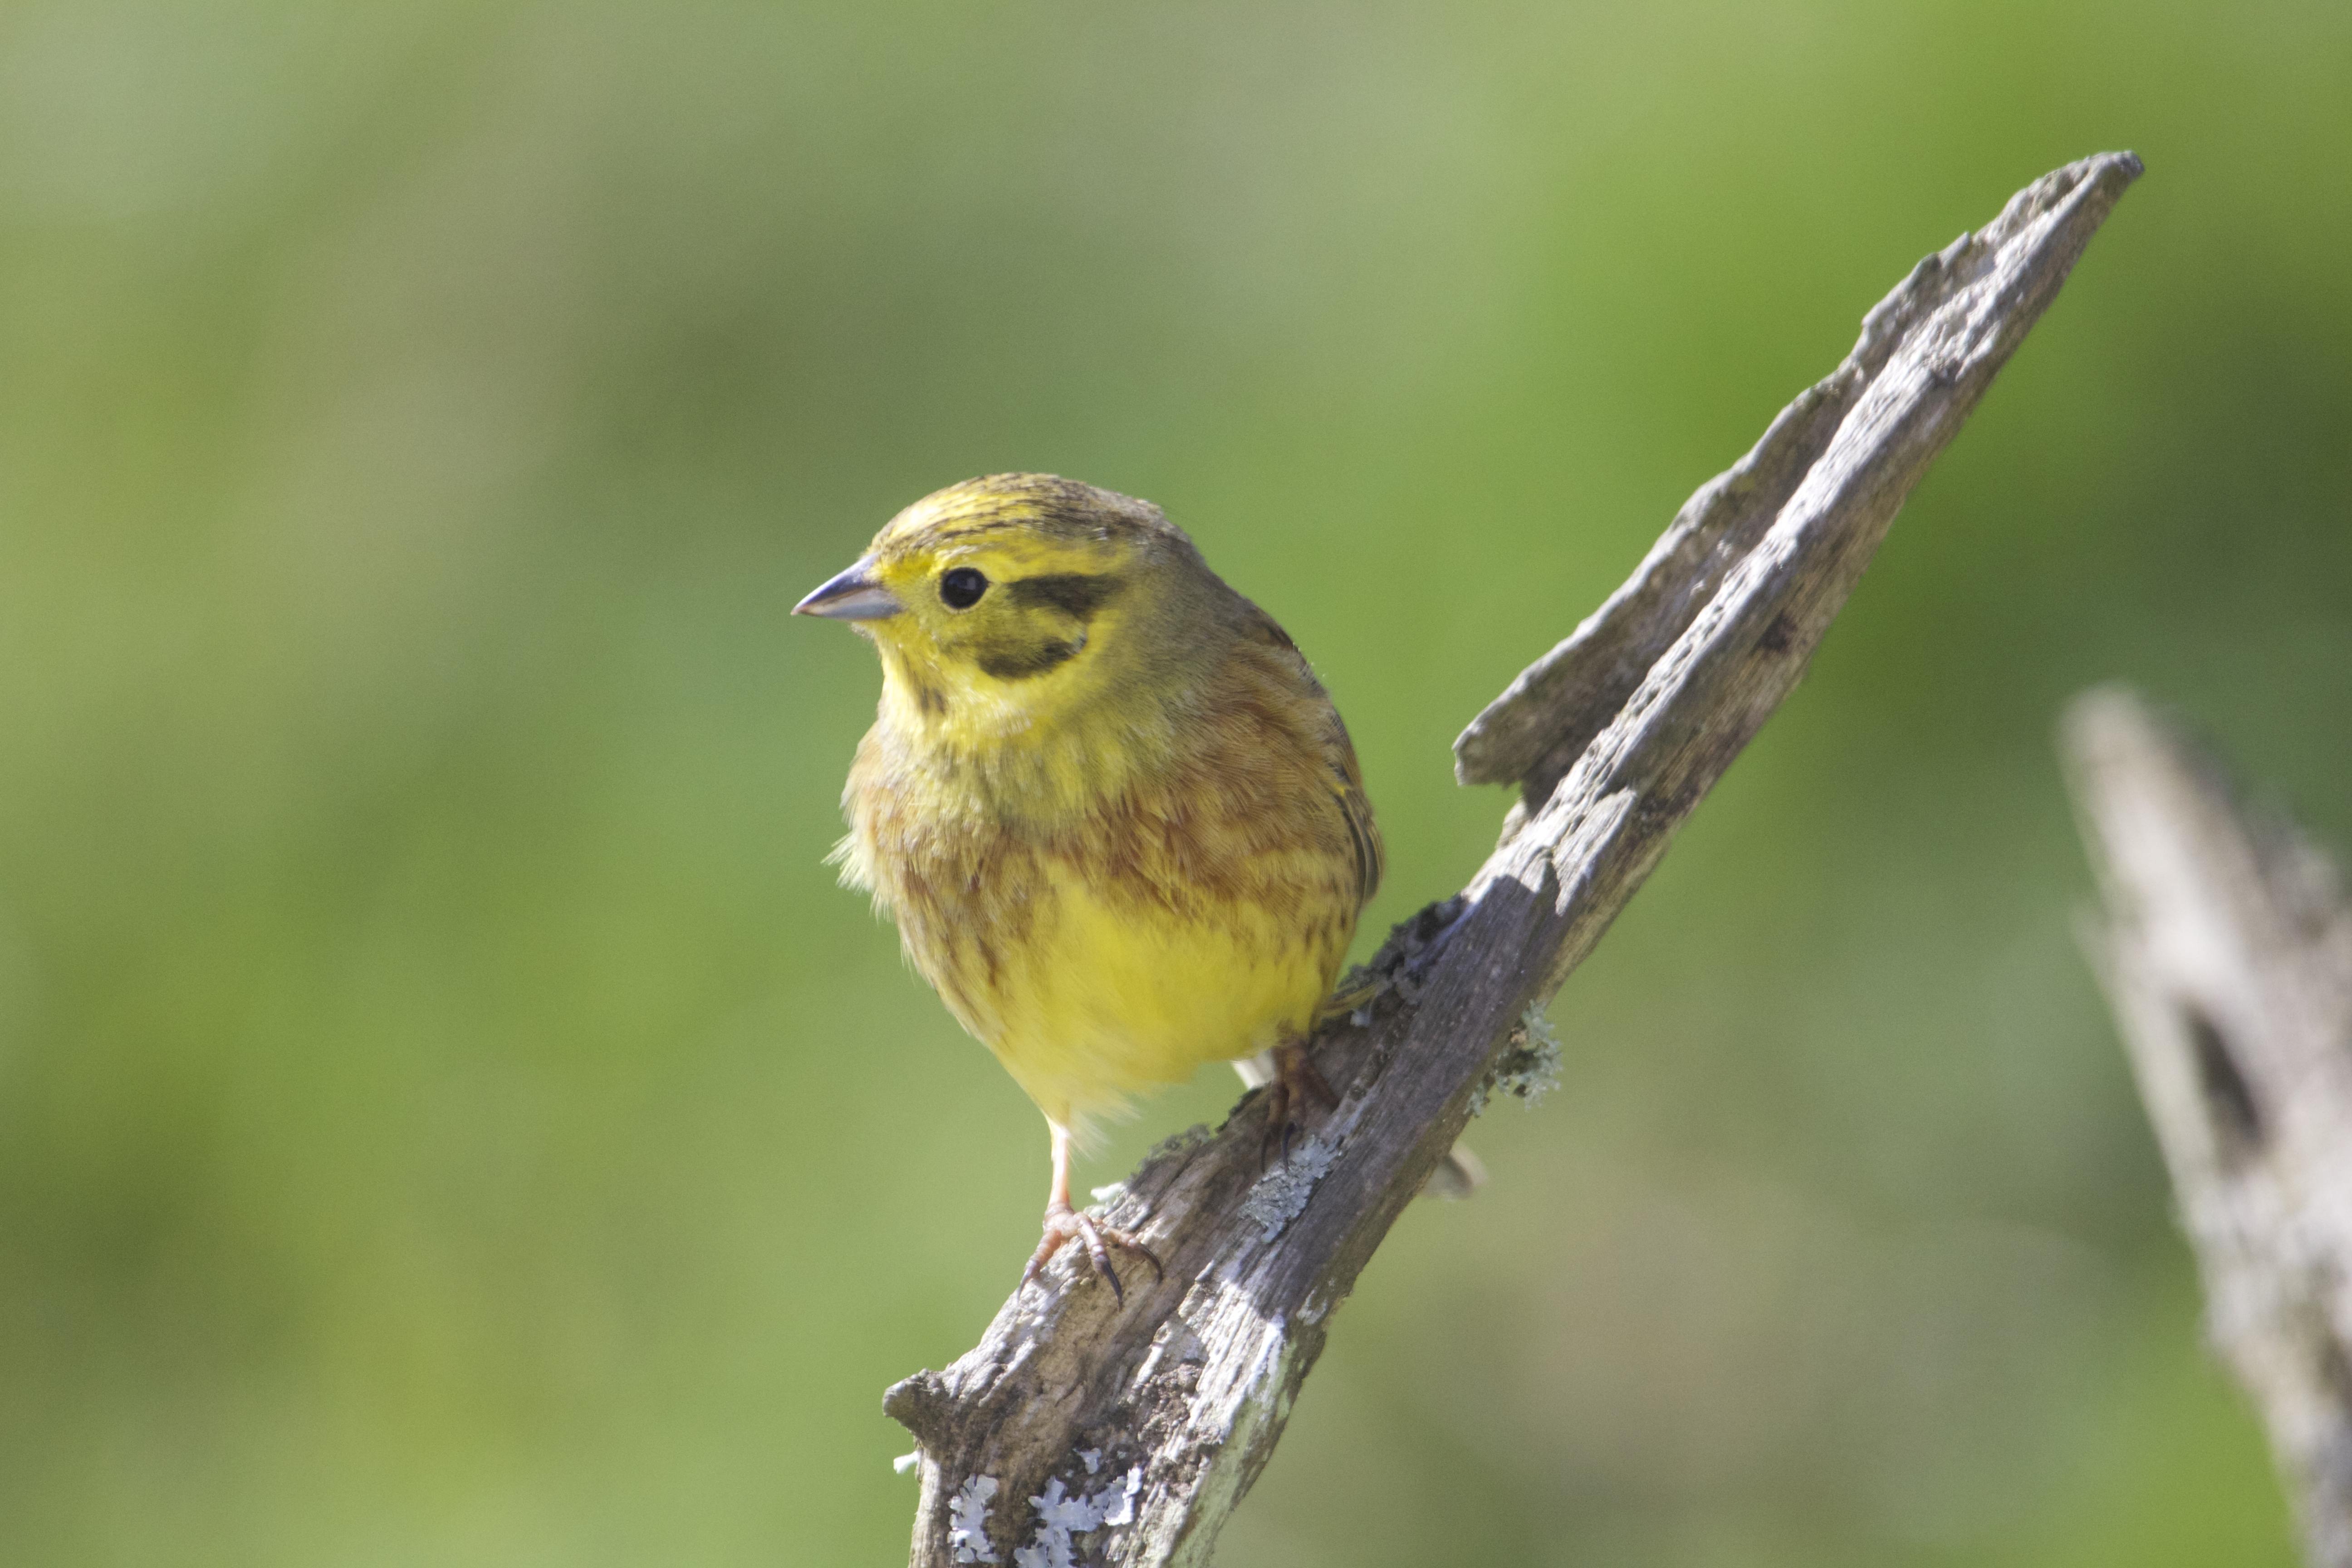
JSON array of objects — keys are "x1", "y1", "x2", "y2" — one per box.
[{"x1": 939, "y1": 567, "x2": 989, "y2": 609}]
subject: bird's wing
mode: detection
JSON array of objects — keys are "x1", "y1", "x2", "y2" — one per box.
[
  {"x1": 1328, "y1": 717, "x2": 1384, "y2": 912},
  {"x1": 1239, "y1": 599, "x2": 1384, "y2": 912}
]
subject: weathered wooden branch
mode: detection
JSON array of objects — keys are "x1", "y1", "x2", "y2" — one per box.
[
  {"x1": 2064, "y1": 689, "x2": 2352, "y2": 1568},
  {"x1": 886, "y1": 152, "x2": 2141, "y2": 1568}
]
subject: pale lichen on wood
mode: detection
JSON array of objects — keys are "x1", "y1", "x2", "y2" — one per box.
[
  {"x1": 886, "y1": 152, "x2": 2142, "y2": 1567},
  {"x1": 1466, "y1": 1004, "x2": 1563, "y2": 1117}
]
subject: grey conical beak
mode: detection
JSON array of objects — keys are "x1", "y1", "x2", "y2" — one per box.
[{"x1": 793, "y1": 558, "x2": 903, "y2": 621}]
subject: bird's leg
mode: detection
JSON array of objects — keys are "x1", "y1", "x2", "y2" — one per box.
[
  {"x1": 1021, "y1": 1121, "x2": 1163, "y2": 1306},
  {"x1": 1260, "y1": 1036, "x2": 1339, "y2": 1169}
]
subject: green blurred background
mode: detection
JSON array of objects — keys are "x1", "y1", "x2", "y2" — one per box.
[{"x1": 2, "y1": 1, "x2": 2347, "y2": 1563}]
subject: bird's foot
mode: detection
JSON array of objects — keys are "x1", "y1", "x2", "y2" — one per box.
[
  {"x1": 1021, "y1": 1200, "x2": 1163, "y2": 1306},
  {"x1": 1260, "y1": 1039, "x2": 1340, "y2": 1170}
]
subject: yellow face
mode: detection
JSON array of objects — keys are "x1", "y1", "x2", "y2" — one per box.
[{"x1": 795, "y1": 475, "x2": 1179, "y2": 744}]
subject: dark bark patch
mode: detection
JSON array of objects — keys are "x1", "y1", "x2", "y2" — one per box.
[{"x1": 2183, "y1": 1000, "x2": 2264, "y2": 1164}]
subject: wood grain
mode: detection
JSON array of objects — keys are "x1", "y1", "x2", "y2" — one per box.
[{"x1": 2067, "y1": 689, "x2": 2352, "y2": 1568}]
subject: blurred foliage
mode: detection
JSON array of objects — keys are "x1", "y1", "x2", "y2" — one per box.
[{"x1": 0, "y1": 1, "x2": 2346, "y2": 1563}]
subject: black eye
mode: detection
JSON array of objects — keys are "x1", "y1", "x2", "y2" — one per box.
[{"x1": 939, "y1": 567, "x2": 988, "y2": 609}]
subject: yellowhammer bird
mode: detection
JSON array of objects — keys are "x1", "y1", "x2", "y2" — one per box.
[{"x1": 795, "y1": 473, "x2": 1386, "y2": 1297}]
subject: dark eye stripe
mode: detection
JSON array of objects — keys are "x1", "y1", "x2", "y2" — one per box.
[
  {"x1": 1004, "y1": 573, "x2": 1122, "y2": 620},
  {"x1": 977, "y1": 640, "x2": 1082, "y2": 680}
]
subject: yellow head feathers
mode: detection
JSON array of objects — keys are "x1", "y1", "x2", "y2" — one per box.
[{"x1": 796, "y1": 474, "x2": 1241, "y2": 771}]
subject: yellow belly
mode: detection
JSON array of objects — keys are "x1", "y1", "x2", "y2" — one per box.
[{"x1": 958, "y1": 861, "x2": 1347, "y2": 1133}]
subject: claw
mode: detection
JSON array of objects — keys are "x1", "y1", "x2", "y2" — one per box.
[
  {"x1": 1024, "y1": 1201, "x2": 1162, "y2": 1304},
  {"x1": 1261, "y1": 1039, "x2": 1338, "y2": 1170}
]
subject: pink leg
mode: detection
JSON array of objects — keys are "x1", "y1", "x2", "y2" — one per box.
[{"x1": 1020, "y1": 1122, "x2": 1164, "y2": 1305}]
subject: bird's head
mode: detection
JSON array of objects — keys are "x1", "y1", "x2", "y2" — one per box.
[{"x1": 795, "y1": 474, "x2": 1204, "y2": 744}]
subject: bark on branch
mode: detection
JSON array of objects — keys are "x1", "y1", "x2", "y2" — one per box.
[
  {"x1": 887, "y1": 151, "x2": 2142, "y2": 1568},
  {"x1": 2064, "y1": 689, "x2": 2352, "y2": 1568}
]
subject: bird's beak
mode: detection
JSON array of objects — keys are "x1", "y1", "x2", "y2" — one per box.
[{"x1": 793, "y1": 558, "x2": 903, "y2": 621}]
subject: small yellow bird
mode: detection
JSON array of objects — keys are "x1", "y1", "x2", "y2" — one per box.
[{"x1": 796, "y1": 473, "x2": 1383, "y2": 1294}]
